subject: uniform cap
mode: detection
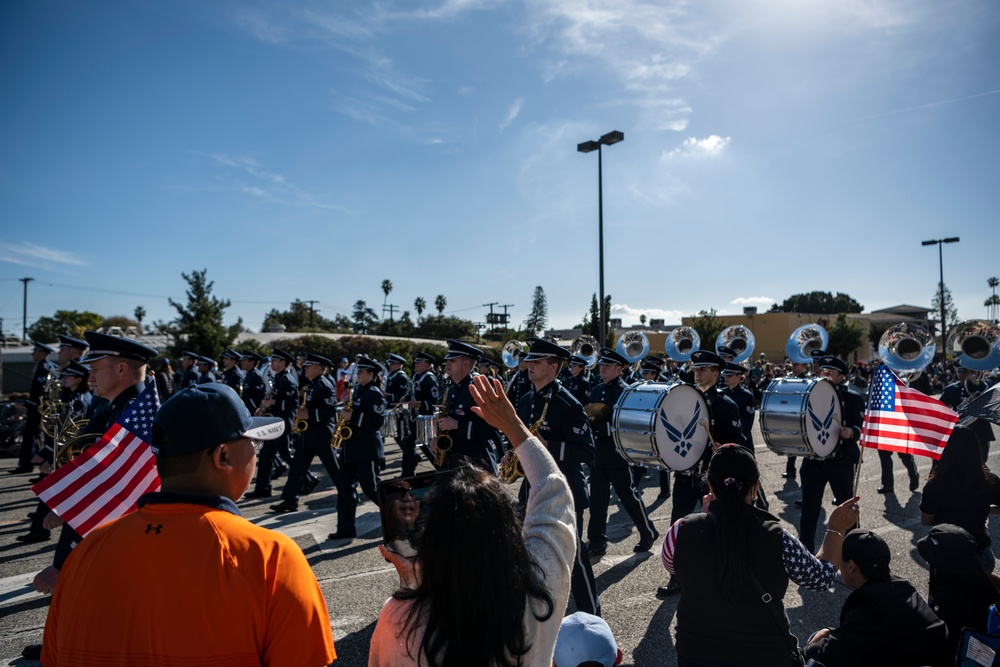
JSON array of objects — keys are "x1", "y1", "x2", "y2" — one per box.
[
  {"x1": 239, "y1": 350, "x2": 263, "y2": 363},
  {"x1": 32, "y1": 341, "x2": 56, "y2": 355},
  {"x1": 271, "y1": 348, "x2": 295, "y2": 364},
  {"x1": 691, "y1": 350, "x2": 725, "y2": 369},
  {"x1": 721, "y1": 362, "x2": 746, "y2": 376},
  {"x1": 444, "y1": 339, "x2": 482, "y2": 360},
  {"x1": 196, "y1": 355, "x2": 216, "y2": 366},
  {"x1": 152, "y1": 383, "x2": 284, "y2": 456},
  {"x1": 717, "y1": 345, "x2": 737, "y2": 359},
  {"x1": 60, "y1": 360, "x2": 90, "y2": 378},
  {"x1": 58, "y1": 335, "x2": 89, "y2": 351},
  {"x1": 355, "y1": 355, "x2": 384, "y2": 373},
  {"x1": 80, "y1": 332, "x2": 157, "y2": 363},
  {"x1": 819, "y1": 356, "x2": 849, "y2": 375},
  {"x1": 414, "y1": 351, "x2": 437, "y2": 364},
  {"x1": 303, "y1": 353, "x2": 333, "y2": 367},
  {"x1": 524, "y1": 337, "x2": 570, "y2": 362},
  {"x1": 386, "y1": 353, "x2": 408, "y2": 365},
  {"x1": 598, "y1": 347, "x2": 628, "y2": 366},
  {"x1": 221, "y1": 349, "x2": 243, "y2": 361},
  {"x1": 569, "y1": 355, "x2": 590, "y2": 367}
]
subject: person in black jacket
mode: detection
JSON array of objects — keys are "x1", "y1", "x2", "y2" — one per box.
[
  {"x1": 329, "y1": 355, "x2": 386, "y2": 541},
  {"x1": 11, "y1": 342, "x2": 57, "y2": 474},
  {"x1": 798, "y1": 356, "x2": 863, "y2": 553},
  {"x1": 515, "y1": 337, "x2": 600, "y2": 616},
  {"x1": 436, "y1": 340, "x2": 501, "y2": 474},
  {"x1": 251, "y1": 348, "x2": 299, "y2": 499},
  {"x1": 238, "y1": 350, "x2": 267, "y2": 416},
  {"x1": 177, "y1": 351, "x2": 200, "y2": 390},
  {"x1": 586, "y1": 347, "x2": 657, "y2": 558},
  {"x1": 563, "y1": 355, "x2": 593, "y2": 406},
  {"x1": 403, "y1": 351, "x2": 440, "y2": 476},
  {"x1": 940, "y1": 361, "x2": 995, "y2": 462},
  {"x1": 220, "y1": 349, "x2": 246, "y2": 396},
  {"x1": 269, "y1": 353, "x2": 341, "y2": 513},
  {"x1": 804, "y1": 529, "x2": 950, "y2": 667}
]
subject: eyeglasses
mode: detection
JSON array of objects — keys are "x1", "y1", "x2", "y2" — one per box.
[{"x1": 250, "y1": 439, "x2": 263, "y2": 453}]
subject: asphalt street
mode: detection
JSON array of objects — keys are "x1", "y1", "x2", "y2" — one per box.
[{"x1": 1, "y1": 419, "x2": 997, "y2": 666}]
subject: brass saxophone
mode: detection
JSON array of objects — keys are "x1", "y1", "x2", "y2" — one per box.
[
  {"x1": 254, "y1": 379, "x2": 274, "y2": 417},
  {"x1": 292, "y1": 388, "x2": 309, "y2": 434},
  {"x1": 499, "y1": 391, "x2": 551, "y2": 483},
  {"x1": 433, "y1": 379, "x2": 453, "y2": 467},
  {"x1": 330, "y1": 386, "x2": 354, "y2": 449}
]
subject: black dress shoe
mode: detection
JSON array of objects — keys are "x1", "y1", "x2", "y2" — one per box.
[
  {"x1": 877, "y1": 485, "x2": 894, "y2": 494},
  {"x1": 328, "y1": 529, "x2": 357, "y2": 540},
  {"x1": 301, "y1": 477, "x2": 320, "y2": 495},
  {"x1": 8, "y1": 466, "x2": 32, "y2": 474},
  {"x1": 269, "y1": 500, "x2": 298, "y2": 513},
  {"x1": 588, "y1": 541, "x2": 608, "y2": 557},
  {"x1": 22, "y1": 644, "x2": 42, "y2": 660},
  {"x1": 909, "y1": 475, "x2": 920, "y2": 492},
  {"x1": 656, "y1": 578, "x2": 681, "y2": 598},
  {"x1": 781, "y1": 470, "x2": 794, "y2": 479},
  {"x1": 244, "y1": 489, "x2": 272, "y2": 499},
  {"x1": 16, "y1": 531, "x2": 50, "y2": 543},
  {"x1": 634, "y1": 528, "x2": 659, "y2": 553}
]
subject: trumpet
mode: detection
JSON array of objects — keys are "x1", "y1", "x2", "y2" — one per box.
[
  {"x1": 330, "y1": 387, "x2": 354, "y2": 449},
  {"x1": 292, "y1": 388, "x2": 309, "y2": 434},
  {"x1": 500, "y1": 393, "x2": 551, "y2": 484}
]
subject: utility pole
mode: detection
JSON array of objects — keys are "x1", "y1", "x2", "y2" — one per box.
[
  {"x1": 19, "y1": 277, "x2": 33, "y2": 341},
  {"x1": 386, "y1": 304, "x2": 399, "y2": 323},
  {"x1": 500, "y1": 304, "x2": 514, "y2": 334},
  {"x1": 483, "y1": 302, "x2": 498, "y2": 336},
  {"x1": 303, "y1": 299, "x2": 319, "y2": 328}
]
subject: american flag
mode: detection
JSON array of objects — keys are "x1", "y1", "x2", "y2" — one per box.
[
  {"x1": 860, "y1": 365, "x2": 958, "y2": 460},
  {"x1": 32, "y1": 382, "x2": 161, "y2": 537}
]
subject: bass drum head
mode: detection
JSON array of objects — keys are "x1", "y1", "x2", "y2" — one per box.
[
  {"x1": 804, "y1": 378, "x2": 842, "y2": 458},
  {"x1": 653, "y1": 383, "x2": 710, "y2": 471}
]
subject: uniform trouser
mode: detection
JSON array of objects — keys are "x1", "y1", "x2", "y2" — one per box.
[
  {"x1": 399, "y1": 426, "x2": 418, "y2": 478},
  {"x1": 336, "y1": 458, "x2": 381, "y2": 532},
  {"x1": 17, "y1": 414, "x2": 40, "y2": 468},
  {"x1": 281, "y1": 445, "x2": 342, "y2": 503},
  {"x1": 786, "y1": 455, "x2": 797, "y2": 474},
  {"x1": 253, "y1": 437, "x2": 281, "y2": 493},
  {"x1": 799, "y1": 456, "x2": 855, "y2": 553},
  {"x1": 671, "y1": 471, "x2": 708, "y2": 524},
  {"x1": 520, "y1": 479, "x2": 601, "y2": 617},
  {"x1": 588, "y1": 465, "x2": 655, "y2": 545},
  {"x1": 877, "y1": 449, "x2": 918, "y2": 487},
  {"x1": 28, "y1": 499, "x2": 50, "y2": 536},
  {"x1": 659, "y1": 470, "x2": 671, "y2": 496}
]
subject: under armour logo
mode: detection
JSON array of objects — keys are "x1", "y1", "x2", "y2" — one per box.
[{"x1": 145, "y1": 524, "x2": 163, "y2": 534}]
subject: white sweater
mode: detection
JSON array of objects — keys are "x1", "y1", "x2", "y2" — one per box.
[{"x1": 368, "y1": 436, "x2": 576, "y2": 667}]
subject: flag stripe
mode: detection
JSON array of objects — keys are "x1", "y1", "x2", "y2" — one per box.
[
  {"x1": 860, "y1": 365, "x2": 957, "y2": 460},
  {"x1": 31, "y1": 382, "x2": 161, "y2": 538}
]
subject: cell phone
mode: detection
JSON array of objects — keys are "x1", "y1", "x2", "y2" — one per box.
[{"x1": 377, "y1": 470, "x2": 451, "y2": 556}]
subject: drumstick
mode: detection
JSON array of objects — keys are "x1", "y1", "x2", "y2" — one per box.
[{"x1": 699, "y1": 420, "x2": 718, "y2": 451}]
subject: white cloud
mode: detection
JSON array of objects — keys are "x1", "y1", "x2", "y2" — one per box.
[
  {"x1": 610, "y1": 303, "x2": 684, "y2": 326},
  {"x1": 0, "y1": 243, "x2": 89, "y2": 268},
  {"x1": 664, "y1": 135, "x2": 731, "y2": 159},
  {"x1": 730, "y1": 296, "x2": 775, "y2": 306},
  {"x1": 201, "y1": 153, "x2": 345, "y2": 211},
  {"x1": 499, "y1": 98, "x2": 524, "y2": 131}
]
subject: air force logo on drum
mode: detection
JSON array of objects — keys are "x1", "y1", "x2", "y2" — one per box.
[
  {"x1": 807, "y1": 396, "x2": 837, "y2": 447},
  {"x1": 660, "y1": 402, "x2": 701, "y2": 458}
]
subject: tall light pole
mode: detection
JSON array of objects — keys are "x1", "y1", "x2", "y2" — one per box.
[
  {"x1": 19, "y1": 277, "x2": 33, "y2": 342},
  {"x1": 921, "y1": 237, "x2": 959, "y2": 353},
  {"x1": 578, "y1": 130, "x2": 624, "y2": 347}
]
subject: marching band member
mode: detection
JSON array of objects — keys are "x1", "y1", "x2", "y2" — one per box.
[
  {"x1": 329, "y1": 355, "x2": 386, "y2": 541},
  {"x1": 782, "y1": 357, "x2": 812, "y2": 480},
  {"x1": 249, "y1": 348, "x2": 299, "y2": 499},
  {"x1": 220, "y1": 349, "x2": 245, "y2": 396},
  {"x1": 270, "y1": 353, "x2": 341, "y2": 514},
  {"x1": 238, "y1": 350, "x2": 267, "y2": 415},
  {"x1": 403, "y1": 352, "x2": 440, "y2": 477},
  {"x1": 10, "y1": 342, "x2": 56, "y2": 475},
  {"x1": 435, "y1": 340, "x2": 501, "y2": 474},
  {"x1": 515, "y1": 337, "x2": 599, "y2": 615},
  {"x1": 798, "y1": 356, "x2": 863, "y2": 553},
  {"x1": 587, "y1": 347, "x2": 657, "y2": 559},
  {"x1": 941, "y1": 361, "x2": 995, "y2": 462},
  {"x1": 195, "y1": 355, "x2": 217, "y2": 384},
  {"x1": 564, "y1": 354, "x2": 593, "y2": 406},
  {"x1": 177, "y1": 351, "x2": 200, "y2": 390}
]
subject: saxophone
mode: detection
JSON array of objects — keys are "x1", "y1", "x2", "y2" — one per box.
[
  {"x1": 499, "y1": 391, "x2": 551, "y2": 483},
  {"x1": 330, "y1": 386, "x2": 354, "y2": 449},
  {"x1": 433, "y1": 379, "x2": 453, "y2": 467},
  {"x1": 292, "y1": 387, "x2": 309, "y2": 434},
  {"x1": 254, "y1": 378, "x2": 274, "y2": 416}
]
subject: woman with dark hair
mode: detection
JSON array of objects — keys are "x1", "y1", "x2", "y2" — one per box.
[
  {"x1": 369, "y1": 375, "x2": 575, "y2": 667},
  {"x1": 920, "y1": 424, "x2": 1000, "y2": 572},
  {"x1": 662, "y1": 444, "x2": 860, "y2": 667}
]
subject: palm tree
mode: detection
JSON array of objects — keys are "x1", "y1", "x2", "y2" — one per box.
[
  {"x1": 381, "y1": 279, "x2": 393, "y2": 320},
  {"x1": 134, "y1": 306, "x2": 146, "y2": 333},
  {"x1": 414, "y1": 297, "x2": 426, "y2": 323},
  {"x1": 435, "y1": 294, "x2": 447, "y2": 315}
]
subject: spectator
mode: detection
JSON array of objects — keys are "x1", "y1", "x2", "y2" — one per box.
[
  {"x1": 920, "y1": 425, "x2": 1000, "y2": 572},
  {"x1": 661, "y1": 444, "x2": 860, "y2": 667},
  {"x1": 41, "y1": 383, "x2": 336, "y2": 666},
  {"x1": 369, "y1": 375, "x2": 575, "y2": 667},
  {"x1": 554, "y1": 612, "x2": 623, "y2": 667},
  {"x1": 803, "y1": 529, "x2": 950, "y2": 666}
]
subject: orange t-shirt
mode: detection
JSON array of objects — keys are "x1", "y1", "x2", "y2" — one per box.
[{"x1": 42, "y1": 497, "x2": 336, "y2": 667}]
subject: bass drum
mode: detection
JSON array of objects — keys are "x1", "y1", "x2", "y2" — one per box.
[
  {"x1": 613, "y1": 381, "x2": 710, "y2": 471},
  {"x1": 760, "y1": 377, "x2": 842, "y2": 459}
]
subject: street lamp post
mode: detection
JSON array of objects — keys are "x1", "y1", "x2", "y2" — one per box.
[
  {"x1": 578, "y1": 130, "x2": 624, "y2": 347},
  {"x1": 921, "y1": 237, "x2": 960, "y2": 353}
]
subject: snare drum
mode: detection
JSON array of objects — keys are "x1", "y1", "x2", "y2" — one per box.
[
  {"x1": 760, "y1": 377, "x2": 842, "y2": 459},
  {"x1": 613, "y1": 381, "x2": 710, "y2": 471},
  {"x1": 415, "y1": 415, "x2": 438, "y2": 447},
  {"x1": 381, "y1": 409, "x2": 399, "y2": 441}
]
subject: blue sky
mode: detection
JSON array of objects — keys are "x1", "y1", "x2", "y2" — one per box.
[{"x1": 2, "y1": 0, "x2": 998, "y2": 338}]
